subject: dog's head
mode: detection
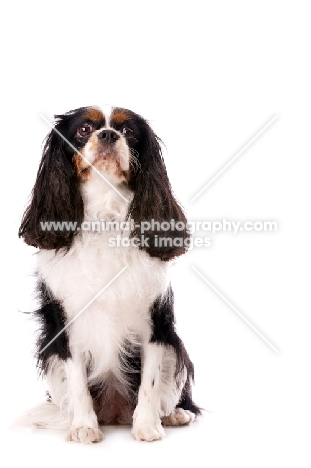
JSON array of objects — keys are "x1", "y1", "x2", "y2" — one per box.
[{"x1": 19, "y1": 106, "x2": 189, "y2": 260}]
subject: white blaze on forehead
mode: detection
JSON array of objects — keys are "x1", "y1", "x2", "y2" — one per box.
[{"x1": 99, "y1": 104, "x2": 113, "y2": 128}]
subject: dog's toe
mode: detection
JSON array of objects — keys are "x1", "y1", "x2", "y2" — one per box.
[
  {"x1": 132, "y1": 419, "x2": 166, "y2": 442},
  {"x1": 162, "y1": 407, "x2": 195, "y2": 426},
  {"x1": 66, "y1": 426, "x2": 103, "y2": 444}
]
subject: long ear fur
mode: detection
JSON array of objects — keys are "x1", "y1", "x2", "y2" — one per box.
[
  {"x1": 128, "y1": 121, "x2": 190, "y2": 261},
  {"x1": 18, "y1": 122, "x2": 84, "y2": 250}
]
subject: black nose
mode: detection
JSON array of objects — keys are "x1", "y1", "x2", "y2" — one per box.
[{"x1": 98, "y1": 129, "x2": 119, "y2": 143}]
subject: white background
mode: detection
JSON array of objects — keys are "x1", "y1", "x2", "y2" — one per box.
[{"x1": 1, "y1": 1, "x2": 310, "y2": 466}]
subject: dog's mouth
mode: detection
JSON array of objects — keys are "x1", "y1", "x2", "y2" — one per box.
[
  {"x1": 93, "y1": 150, "x2": 130, "y2": 174},
  {"x1": 73, "y1": 145, "x2": 130, "y2": 183},
  {"x1": 94, "y1": 152, "x2": 118, "y2": 163},
  {"x1": 92, "y1": 152, "x2": 122, "y2": 172}
]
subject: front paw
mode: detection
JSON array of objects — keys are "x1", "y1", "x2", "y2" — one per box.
[
  {"x1": 132, "y1": 418, "x2": 166, "y2": 442},
  {"x1": 66, "y1": 426, "x2": 103, "y2": 444}
]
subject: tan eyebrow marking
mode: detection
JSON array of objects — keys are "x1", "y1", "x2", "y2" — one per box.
[
  {"x1": 111, "y1": 110, "x2": 131, "y2": 125},
  {"x1": 85, "y1": 108, "x2": 104, "y2": 122}
]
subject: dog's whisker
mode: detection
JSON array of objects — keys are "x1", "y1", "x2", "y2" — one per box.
[{"x1": 129, "y1": 149, "x2": 141, "y2": 173}]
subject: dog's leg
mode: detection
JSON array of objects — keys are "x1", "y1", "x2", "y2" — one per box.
[
  {"x1": 132, "y1": 342, "x2": 167, "y2": 441},
  {"x1": 65, "y1": 349, "x2": 103, "y2": 444},
  {"x1": 132, "y1": 286, "x2": 199, "y2": 441},
  {"x1": 132, "y1": 341, "x2": 189, "y2": 441}
]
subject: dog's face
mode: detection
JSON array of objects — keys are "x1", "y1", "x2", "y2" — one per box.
[{"x1": 62, "y1": 106, "x2": 142, "y2": 185}]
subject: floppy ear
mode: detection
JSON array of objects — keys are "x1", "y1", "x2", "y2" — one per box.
[
  {"x1": 18, "y1": 123, "x2": 84, "y2": 250},
  {"x1": 128, "y1": 122, "x2": 190, "y2": 261}
]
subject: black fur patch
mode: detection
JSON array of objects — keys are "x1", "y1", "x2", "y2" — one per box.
[
  {"x1": 35, "y1": 281, "x2": 71, "y2": 374},
  {"x1": 126, "y1": 113, "x2": 190, "y2": 261},
  {"x1": 18, "y1": 125, "x2": 84, "y2": 250},
  {"x1": 150, "y1": 285, "x2": 201, "y2": 416}
]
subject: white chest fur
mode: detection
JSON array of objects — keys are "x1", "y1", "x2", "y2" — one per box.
[{"x1": 37, "y1": 230, "x2": 169, "y2": 381}]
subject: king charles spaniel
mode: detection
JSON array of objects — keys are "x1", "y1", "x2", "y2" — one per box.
[{"x1": 18, "y1": 106, "x2": 200, "y2": 443}]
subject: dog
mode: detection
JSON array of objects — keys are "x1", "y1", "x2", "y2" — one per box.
[{"x1": 18, "y1": 105, "x2": 200, "y2": 443}]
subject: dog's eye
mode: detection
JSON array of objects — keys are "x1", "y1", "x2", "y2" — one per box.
[
  {"x1": 77, "y1": 124, "x2": 93, "y2": 137},
  {"x1": 122, "y1": 127, "x2": 133, "y2": 137}
]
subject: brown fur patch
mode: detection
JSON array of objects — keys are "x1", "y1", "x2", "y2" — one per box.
[
  {"x1": 73, "y1": 153, "x2": 91, "y2": 182},
  {"x1": 93, "y1": 388, "x2": 134, "y2": 425},
  {"x1": 122, "y1": 169, "x2": 131, "y2": 182},
  {"x1": 85, "y1": 107, "x2": 104, "y2": 123},
  {"x1": 111, "y1": 110, "x2": 131, "y2": 125}
]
